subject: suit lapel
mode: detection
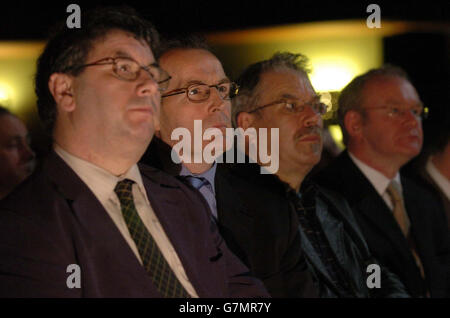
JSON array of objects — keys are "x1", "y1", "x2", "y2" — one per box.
[
  {"x1": 215, "y1": 166, "x2": 253, "y2": 229},
  {"x1": 296, "y1": 222, "x2": 335, "y2": 287},
  {"x1": 46, "y1": 152, "x2": 158, "y2": 294},
  {"x1": 339, "y1": 153, "x2": 414, "y2": 264},
  {"x1": 315, "y1": 198, "x2": 348, "y2": 267},
  {"x1": 402, "y1": 177, "x2": 433, "y2": 272},
  {"x1": 140, "y1": 169, "x2": 209, "y2": 297}
]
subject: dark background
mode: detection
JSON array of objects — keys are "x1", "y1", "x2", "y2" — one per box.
[
  {"x1": 0, "y1": 0, "x2": 448, "y2": 40},
  {"x1": 0, "y1": 0, "x2": 449, "y2": 156}
]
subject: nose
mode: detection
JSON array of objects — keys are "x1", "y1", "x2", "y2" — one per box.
[
  {"x1": 136, "y1": 71, "x2": 160, "y2": 97},
  {"x1": 403, "y1": 109, "x2": 420, "y2": 128},
  {"x1": 20, "y1": 141, "x2": 35, "y2": 163},
  {"x1": 208, "y1": 86, "x2": 226, "y2": 113},
  {"x1": 303, "y1": 106, "x2": 322, "y2": 128}
]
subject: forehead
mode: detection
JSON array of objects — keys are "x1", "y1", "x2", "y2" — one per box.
[
  {"x1": 256, "y1": 69, "x2": 315, "y2": 102},
  {"x1": 159, "y1": 48, "x2": 226, "y2": 86},
  {"x1": 0, "y1": 115, "x2": 27, "y2": 140},
  {"x1": 87, "y1": 29, "x2": 155, "y2": 64},
  {"x1": 362, "y1": 75, "x2": 421, "y2": 106}
]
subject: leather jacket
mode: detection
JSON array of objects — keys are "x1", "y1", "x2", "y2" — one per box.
[{"x1": 228, "y1": 161, "x2": 410, "y2": 298}]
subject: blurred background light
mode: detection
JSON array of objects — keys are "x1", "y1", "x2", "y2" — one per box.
[
  {"x1": 310, "y1": 59, "x2": 359, "y2": 92},
  {"x1": 328, "y1": 125, "x2": 345, "y2": 150},
  {"x1": 0, "y1": 83, "x2": 13, "y2": 102},
  {"x1": 0, "y1": 41, "x2": 44, "y2": 116}
]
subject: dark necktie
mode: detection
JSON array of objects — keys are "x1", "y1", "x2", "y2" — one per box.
[
  {"x1": 114, "y1": 179, "x2": 190, "y2": 298},
  {"x1": 182, "y1": 176, "x2": 209, "y2": 190}
]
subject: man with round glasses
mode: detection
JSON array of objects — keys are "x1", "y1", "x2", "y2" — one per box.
[
  {"x1": 140, "y1": 37, "x2": 320, "y2": 297},
  {"x1": 314, "y1": 65, "x2": 450, "y2": 297},
  {"x1": 0, "y1": 7, "x2": 268, "y2": 298},
  {"x1": 231, "y1": 52, "x2": 409, "y2": 297}
]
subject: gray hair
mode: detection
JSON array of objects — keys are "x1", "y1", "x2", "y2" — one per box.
[
  {"x1": 232, "y1": 52, "x2": 310, "y2": 127},
  {"x1": 337, "y1": 64, "x2": 410, "y2": 146}
]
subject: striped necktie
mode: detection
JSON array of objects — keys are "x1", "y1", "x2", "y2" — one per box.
[{"x1": 114, "y1": 179, "x2": 190, "y2": 297}]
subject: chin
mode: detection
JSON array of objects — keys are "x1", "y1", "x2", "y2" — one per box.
[{"x1": 397, "y1": 141, "x2": 422, "y2": 156}]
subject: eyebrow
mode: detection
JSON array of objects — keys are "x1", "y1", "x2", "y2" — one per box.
[
  {"x1": 279, "y1": 93, "x2": 319, "y2": 101},
  {"x1": 181, "y1": 77, "x2": 231, "y2": 87},
  {"x1": 112, "y1": 50, "x2": 155, "y2": 66},
  {"x1": 384, "y1": 99, "x2": 424, "y2": 108}
]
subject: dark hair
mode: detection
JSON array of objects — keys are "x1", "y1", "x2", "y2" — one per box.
[
  {"x1": 35, "y1": 6, "x2": 160, "y2": 133},
  {"x1": 0, "y1": 105, "x2": 13, "y2": 117},
  {"x1": 337, "y1": 65, "x2": 410, "y2": 146},
  {"x1": 156, "y1": 34, "x2": 211, "y2": 58},
  {"x1": 232, "y1": 52, "x2": 310, "y2": 127},
  {"x1": 427, "y1": 115, "x2": 450, "y2": 154}
]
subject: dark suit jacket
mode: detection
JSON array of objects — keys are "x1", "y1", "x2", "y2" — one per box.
[
  {"x1": 0, "y1": 151, "x2": 269, "y2": 298},
  {"x1": 409, "y1": 164, "x2": 450, "y2": 230},
  {"x1": 419, "y1": 169, "x2": 450, "y2": 229},
  {"x1": 314, "y1": 151, "x2": 450, "y2": 297},
  {"x1": 229, "y1": 161, "x2": 408, "y2": 298},
  {"x1": 140, "y1": 138, "x2": 318, "y2": 297}
]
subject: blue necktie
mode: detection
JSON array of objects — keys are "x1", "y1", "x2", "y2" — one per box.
[
  {"x1": 182, "y1": 176, "x2": 209, "y2": 190},
  {"x1": 181, "y1": 176, "x2": 218, "y2": 222}
]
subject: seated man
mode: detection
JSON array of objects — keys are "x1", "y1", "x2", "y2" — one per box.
[
  {"x1": 0, "y1": 6, "x2": 268, "y2": 298},
  {"x1": 419, "y1": 136, "x2": 450, "y2": 229},
  {"x1": 314, "y1": 65, "x2": 450, "y2": 297},
  {"x1": 0, "y1": 106, "x2": 35, "y2": 199},
  {"x1": 232, "y1": 52, "x2": 409, "y2": 297},
  {"x1": 141, "y1": 36, "x2": 317, "y2": 297},
  {"x1": 404, "y1": 125, "x2": 450, "y2": 231}
]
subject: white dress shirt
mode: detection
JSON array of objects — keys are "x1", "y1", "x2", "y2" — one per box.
[
  {"x1": 348, "y1": 152, "x2": 403, "y2": 210},
  {"x1": 54, "y1": 144, "x2": 198, "y2": 297},
  {"x1": 426, "y1": 157, "x2": 450, "y2": 201}
]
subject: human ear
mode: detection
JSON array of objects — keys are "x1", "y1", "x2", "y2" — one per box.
[
  {"x1": 344, "y1": 110, "x2": 364, "y2": 139},
  {"x1": 48, "y1": 73, "x2": 76, "y2": 112}
]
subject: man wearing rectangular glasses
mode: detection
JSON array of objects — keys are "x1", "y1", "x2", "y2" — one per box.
[
  {"x1": 314, "y1": 65, "x2": 450, "y2": 297},
  {"x1": 232, "y1": 52, "x2": 409, "y2": 297},
  {"x1": 0, "y1": 7, "x2": 268, "y2": 298},
  {"x1": 140, "y1": 37, "x2": 319, "y2": 297}
]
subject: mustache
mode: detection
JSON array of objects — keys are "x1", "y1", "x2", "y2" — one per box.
[{"x1": 294, "y1": 126, "x2": 323, "y2": 140}]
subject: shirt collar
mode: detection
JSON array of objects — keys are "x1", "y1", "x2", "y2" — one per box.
[
  {"x1": 54, "y1": 144, "x2": 148, "y2": 202},
  {"x1": 348, "y1": 151, "x2": 402, "y2": 196},
  {"x1": 179, "y1": 162, "x2": 217, "y2": 194}
]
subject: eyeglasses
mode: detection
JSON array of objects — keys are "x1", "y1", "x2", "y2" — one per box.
[
  {"x1": 248, "y1": 96, "x2": 329, "y2": 116},
  {"x1": 364, "y1": 105, "x2": 429, "y2": 120},
  {"x1": 161, "y1": 82, "x2": 239, "y2": 102},
  {"x1": 69, "y1": 57, "x2": 172, "y2": 91}
]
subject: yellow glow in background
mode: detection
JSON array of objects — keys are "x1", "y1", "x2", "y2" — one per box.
[
  {"x1": 0, "y1": 42, "x2": 44, "y2": 117},
  {"x1": 0, "y1": 20, "x2": 439, "y2": 147}
]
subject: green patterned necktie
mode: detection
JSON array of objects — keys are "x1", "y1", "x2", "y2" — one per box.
[{"x1": 114, "y1": 179, "x2": 190, "y2": 298}]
